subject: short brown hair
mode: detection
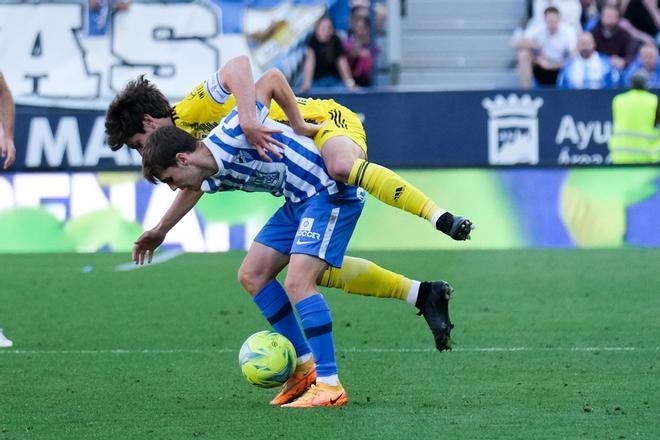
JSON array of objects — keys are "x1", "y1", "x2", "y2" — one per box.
[
  {"x1": 142, "y1": 126, "x2": 198, "y2": 183},
  {"x1": 544, "y1": 6, "x2": 560, "y2": 15},
  {"x1": 105, "y1": 75, "x2": 171, "y2": 151}
]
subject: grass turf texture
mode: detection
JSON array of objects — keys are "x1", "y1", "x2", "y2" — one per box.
[{"x1": 1, "y1": 249, "x2": 658, "y2": 439}]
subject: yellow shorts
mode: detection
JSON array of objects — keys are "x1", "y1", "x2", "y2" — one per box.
[
  {"x1": 313, "y1": 104, "x2": 368, "y2": 155},
  {"x1": 268, "y1": 98, "x2": 368, "y2": 155}
]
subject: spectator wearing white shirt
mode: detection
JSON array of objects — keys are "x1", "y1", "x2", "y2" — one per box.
[
  {"x1": 514, "y1": 6, "x2": 578, "y2": 88},
  {"x1": 528, "y1": 0, "x2": 583, "y2": 35},
  {"x1": 558, "y1": 32, "x2": 618, "y2": 88}
]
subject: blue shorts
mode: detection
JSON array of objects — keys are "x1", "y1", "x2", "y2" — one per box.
[{"x1": 254, "y1": 186, "x2": 365, "y2": 268}]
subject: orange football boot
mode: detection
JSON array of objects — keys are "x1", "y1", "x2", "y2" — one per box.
[
  {"x1": 270, "y1": 357, "x2": 317, "y2": 405},
  {"x1": 281, "y1": 382, "x2": 348, "y2": 408}
]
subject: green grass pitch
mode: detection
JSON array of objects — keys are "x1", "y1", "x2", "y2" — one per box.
[{"x1": 1, "y1": 249, "x2": 659, "y2": 439}]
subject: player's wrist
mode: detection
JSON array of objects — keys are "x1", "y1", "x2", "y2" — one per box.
[
  {"x1": 239, "y1": 118, "x2": 258, "y2": 130},
  {"x1": 153, "y1": 223, "x2": 170, "y2": 236}
]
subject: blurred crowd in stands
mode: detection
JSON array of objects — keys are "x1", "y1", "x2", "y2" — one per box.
[
  {"x1": 84, "y1": 0, "x2": 384, "y2": 93},
  {"x1": 300, "y1": 0, "x2": 386, "y2": 93},
  {"x1": 513, "y1": 0, "x2": 660, "y2": 89}
]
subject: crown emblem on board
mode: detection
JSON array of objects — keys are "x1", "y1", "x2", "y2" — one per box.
[{"x1": 482, "y1": 94, "x2": 544, "y2": 118}]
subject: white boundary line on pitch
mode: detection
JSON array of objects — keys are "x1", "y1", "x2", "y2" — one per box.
[
  {"x1": 113, "y1": 249, "x2": 184, "y2": 272},
  {"x1": 0, "y1": 346, "x2": 657, "y2": 355}
]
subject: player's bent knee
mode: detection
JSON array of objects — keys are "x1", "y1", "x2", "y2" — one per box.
[
  {"x1": 325, "y1": 157, "x2": 354, "y2": 183},
  {"x1": 238, "y1": 264, "x2": 269, "y2": 296},
  {"x1": 256, "y1": 68, "x2": 277, "y2": 86},
  {"x1": 283, "y1": 274, "x2": 315, "y2": 302}
]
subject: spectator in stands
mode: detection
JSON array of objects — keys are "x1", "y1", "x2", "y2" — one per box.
[
  {"x1": 0, "y1": 70, "x2": 15, "y2": 348},
  {"x1": 623, "y1": 41, "x2": 660, "y2": 86},
  {"x1": 558, "y1": 32, "x2": 618, "y2": 87},
  {"x1": 350, "y1": 3, "x2": 370, "y2": 32},
  {"x1": 595, "y1": 0, "x2": 656, "y2": 45},
  {"x1": 344, "y1": 16, "x2": 377, "y2": 87},
  {"x1": 590, "y1": 4, "x2": 637, "y2": 70},
  {"x1": 528, "y1": 0, "x2": 584, "y2": 34},
  {"x1": 300, "y1": 16, "x2": 357, "y2": 93},
  {"x1": 608, "y1": 71, "x2": 660, "y2": 163},
  {"x1": 513, "y1": 6, "x2": 577, "y2": 88}
]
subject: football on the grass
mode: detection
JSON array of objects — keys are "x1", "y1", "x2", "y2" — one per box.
[{"x1": 238, "y1": 331, "x2": 297, "y2": 388}]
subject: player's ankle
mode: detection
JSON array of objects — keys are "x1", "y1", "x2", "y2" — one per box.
[
  {"x1": 316, "y1": 375, "x2": 340, "y2": 386},
  {"x1": 415, "y1": 281, "x2": 432, "y2": 311},
  {"x1": 435, "y1": 212, "x2": 455, "y2": 235}
]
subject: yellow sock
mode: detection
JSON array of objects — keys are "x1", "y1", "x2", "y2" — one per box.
[
  {"x1": 319, "y1": 256, "x2": 411, "y2": 301},
  {"x1": 348, "y1": 159, "x2": 442, "y2": 222}
]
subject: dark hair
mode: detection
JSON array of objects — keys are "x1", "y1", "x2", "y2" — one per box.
[
  {"x1": 544, "y1": 6, "x2": 560, "y2": 15},
  {"x1": 631, "y1": 70, "x2": 648, "y2": 90},
  {"x1": 350, "y1": 5, "x2": 368, "y2": 16},
  {"x1": 141, "y1": 126, "x2": 198, "y2": 183},
  {"x1": 105, "y1": 75, "x2": 171, "y2": 151},
  {"x1": 315, "y1": 15, "x2": 334, "y2": 30}
]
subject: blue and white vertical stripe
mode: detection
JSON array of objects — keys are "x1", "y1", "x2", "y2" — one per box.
[
  {"x1": 200, "y1": 102, "x2": 338, "y2": 203},
  {"x1": 557, "y1": 53, "x2": 616, "y2": 90}
]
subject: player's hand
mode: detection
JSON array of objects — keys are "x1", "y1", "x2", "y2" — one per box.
[
  {"x1": 241, "y1": 121, "x2": 284, "y2": 162},
  {"x1": 132, "y1": 229, "x2": 166, "y2": 265},
  {"x1": 0, "y1": 136, "x2": 16, "y2": 169}
]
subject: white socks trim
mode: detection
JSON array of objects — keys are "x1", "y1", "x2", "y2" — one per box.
[
  {"x1": 430, "y1": 209, "x2": 447, "y2": 226},
  {"x1": 406, "y1": 280, "x2": 421, "y2": 306},
  {"x1": 316, "y1": 374, "x2": 339, "y2": 386},
  {"x1": 297, "y1": 353, "x2": 313, "y2": 365}
]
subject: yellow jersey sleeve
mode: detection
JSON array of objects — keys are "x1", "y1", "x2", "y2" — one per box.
[{"x1": 171, "y1": 71, "x2": 237, "y2": 139}]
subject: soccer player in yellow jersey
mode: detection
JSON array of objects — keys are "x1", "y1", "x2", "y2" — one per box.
[
  {"x1": 105, "y1": 55, "x2": 465, "y2": 352},
  {"x1": 107, "y1": 56, "x2": 473, "y2": 240}
]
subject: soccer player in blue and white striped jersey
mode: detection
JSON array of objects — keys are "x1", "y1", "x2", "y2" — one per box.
[
  {"x1": 199, "y1": 102, "x2": 342, "y2": 203},
  {"x1": 142, "y1": 93, "x2": 363, "y2": 407}
]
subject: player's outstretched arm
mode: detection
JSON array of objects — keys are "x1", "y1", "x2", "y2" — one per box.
[
  {"x1": 218, "y1": 55, "x2": 284, "y2": 161},
  {"x1": 132, "y1": 188, "x2": 202, "y2": 264},
  {"x1": 255, "y1": 68, "x2": 319, "y2": 139},
  {"x1": 0, "y1": 72, "x2": 16, "y2": 169}
]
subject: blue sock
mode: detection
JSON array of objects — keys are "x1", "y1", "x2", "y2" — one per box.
[
  {"x1": 253, "y1": 280, "x2": 311, "y2": 358},
  {"x1": 296, "y1": 293, "x2": 338, "y2": 378}
]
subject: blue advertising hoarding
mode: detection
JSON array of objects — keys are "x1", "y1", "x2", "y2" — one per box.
[{"x1": 10, "y1": 89, "x2": 622, "y2": 172}]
